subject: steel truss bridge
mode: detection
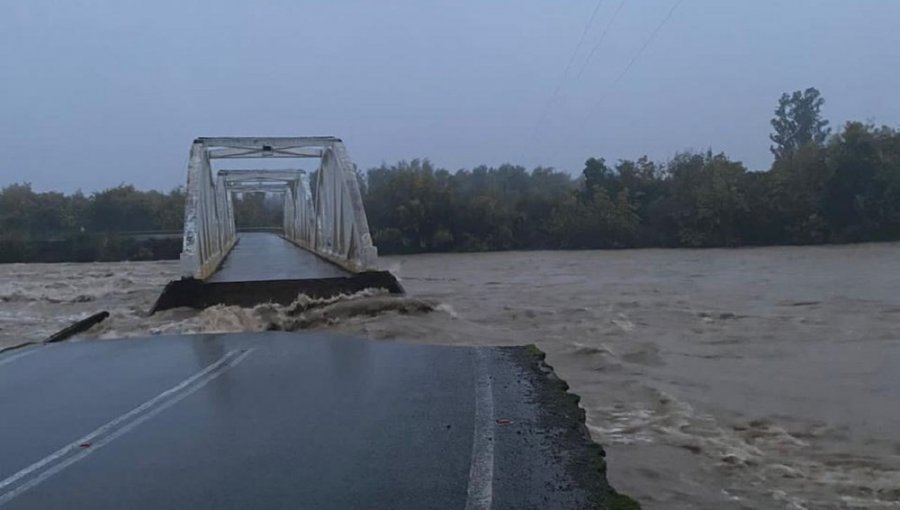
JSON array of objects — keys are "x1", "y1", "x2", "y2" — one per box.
[
  {"x1": 180, "y1": 136, "x2": 377, "y2": 280},
  {"x1": 152, "y1": 136, "x2": 398, "y2": 312}
]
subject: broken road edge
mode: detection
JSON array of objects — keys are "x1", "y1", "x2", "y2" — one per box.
[
  {"x1": 514, "y1": 344, "x2": 642, "y2": 510},
  {"x1": 150, "y1": 270, "x2": 405, "y2": 313}
]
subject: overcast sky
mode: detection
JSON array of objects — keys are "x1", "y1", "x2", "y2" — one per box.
[{"x1": 1, "y1": 0, "x2": 898, "y2": 192}]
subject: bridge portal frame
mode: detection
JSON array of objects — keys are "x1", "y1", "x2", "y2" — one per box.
[{"x1": 180, "y1": 137, "x2": 377, "y2": 280}]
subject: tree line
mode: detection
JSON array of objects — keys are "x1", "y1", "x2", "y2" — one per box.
[
  {"x1": 1, "y1": 88, "x2": 898, "y2": 262},
  {"x1": 365, "y1": 88, "x2": 900, "y2": 252},
  {"x1": 0, "y1": 185, "x2": 280, "y2": 262}
]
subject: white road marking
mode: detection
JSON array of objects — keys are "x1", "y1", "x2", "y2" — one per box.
[
  {"x1": 0, "y1": 346, "x2": 41, "y2": 367},
  {"x1": 465, "y1": 349, "x2": 495, "y2": 510},
  {"x1": 0, "y1": 348, "x2": 254, "y2": 506}
]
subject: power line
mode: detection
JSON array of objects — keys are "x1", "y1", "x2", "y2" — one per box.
[
  {"x1": 529, "y1": 0, "x2": 606, "y2": 135},
  {"x1": 576, "y1": 0, "x2": 683, "y2": 126},
  {"x1": 601, "y1": 0, "x2": 683, "y2": 97},
  {"x1": 548, "y1": 0, "x2": 684, "y2": 163},
  {"x1": 574, "y1": 0, "x2": 627, "y2": 81},
  {"x1": 549, "y1": 0, "x2": 605, "y2": 101}
]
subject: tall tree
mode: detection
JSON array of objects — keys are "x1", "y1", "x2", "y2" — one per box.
[
  {"x1": 770, "y1": 87, "x2": 831, "y2": 160},
  {"x1": 581, "y1": 157, "x2": 615, "y2": 199}
]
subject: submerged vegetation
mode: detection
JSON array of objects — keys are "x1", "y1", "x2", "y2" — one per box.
[{"x1": 2, "y1": 89, "x2": 899, "y2": 262}]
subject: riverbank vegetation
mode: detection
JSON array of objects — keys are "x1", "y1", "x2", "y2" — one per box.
[
  {"x1": 2, "y1": 89, "x2": 898, "y2": 262},
  {"x1": 363, "y1": 89, "x2": 900, "y2": 252}
]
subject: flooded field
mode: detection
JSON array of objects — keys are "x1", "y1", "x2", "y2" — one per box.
[{"x1": 2, "y1": 243, "x2": 899, "y2": 509}]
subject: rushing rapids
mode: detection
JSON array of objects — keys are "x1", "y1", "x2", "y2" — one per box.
[{"x1": 2, "y1": 242, "x2": 899, "y2": 509}]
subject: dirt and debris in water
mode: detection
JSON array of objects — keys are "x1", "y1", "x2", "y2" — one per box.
[
  {"x1": 260, "y1": 295, "x2": 436, "y2": 331},
  {"x1": 2, "y1": 242, "x2": 899, "y2": 509}
]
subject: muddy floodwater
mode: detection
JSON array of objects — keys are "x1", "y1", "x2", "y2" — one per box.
[{"x1": 1, "y1": 243, "x2": 899, "y2": 509}]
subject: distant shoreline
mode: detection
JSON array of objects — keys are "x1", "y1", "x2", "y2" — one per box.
[{"x1": 2, "y1": 235, "x2": 897, "y2": 265}]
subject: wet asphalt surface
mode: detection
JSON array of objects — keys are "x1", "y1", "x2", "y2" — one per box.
[
  {"x1": 208, "y1": 233, "x2": 349, "y2": 283},
  {"x1": 0, "y1": 332, "x2": 614, "y2": 509}
]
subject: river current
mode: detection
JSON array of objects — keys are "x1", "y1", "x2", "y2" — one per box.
[{"x1": 1, "y1": 243, "x2": 899, "y2": 509}]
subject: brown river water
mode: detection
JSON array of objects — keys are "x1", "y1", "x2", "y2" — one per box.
[{"x1": 1, "y1": 243, "x2": 899, "y2": 509}]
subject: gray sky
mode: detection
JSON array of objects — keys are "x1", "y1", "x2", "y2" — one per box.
[{"x1": 1, "y1": 0, "x2": 898, "y2": 192}]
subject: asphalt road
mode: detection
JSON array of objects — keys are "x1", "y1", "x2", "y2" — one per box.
[
  {"x1": 208, "y1": 233, "x2": 349, "y2": 283},
  {"x1": 0, "y1": 333, "x2": 618, "y2": 509}
]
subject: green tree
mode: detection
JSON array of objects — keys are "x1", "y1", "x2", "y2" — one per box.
[
  {"x1": 823, "y1": 122, "x2": 900, "y2": 241},
  {"x1": 768, "y1": 144, "x2": 831, "y2": 243},
  {"x1": 233, "y1": 192, "x2": 282, "y2": 228},
  {"x1": 669, "y1": 151, "x2": 749, "y2": 247},
  {"x1": 770, "y1": 87, "x2": 831, "y2": 160},
  {"x1": 581, "y1": 157, "x2": 615, "y2": 199}
]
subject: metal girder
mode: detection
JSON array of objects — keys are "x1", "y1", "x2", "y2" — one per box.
[
  {"x1": 228, "y1": 185, "x2": 287, "y2": 193},
  {"x1": 225, "y1": 180, "x2": 292, "y2": 189},
  {"x1": 179, "y1": 136, "x2": 377, "y2": 279},
  {"x1": 219, "y1": 170, "x2": 306, "y2": 182},
  {"x1": 195, "y1": 137, "x2": 341, "y2": 148},
  {"x1": 209, "y1": 147, "x2": 323, "y2": 159}
]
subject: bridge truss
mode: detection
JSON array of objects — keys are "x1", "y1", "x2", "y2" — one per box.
[{"x1": 180, "y1": 137, "x2": 377, "y2": 279}]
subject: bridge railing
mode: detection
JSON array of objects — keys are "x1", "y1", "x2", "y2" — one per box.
[
  {"x1": 180, "y1": 137, "x2": 377, "y2": 280},
  {"x1": 180, "y1": 141, "x2": 237, "y2": 280},
  {"x1": 306, "y1": 142, "x2": 378, "y2": 271}
]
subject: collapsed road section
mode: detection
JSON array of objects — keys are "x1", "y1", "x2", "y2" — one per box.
[{"x1": 0, "y1": 332, "x2": 636, "y2": 509}]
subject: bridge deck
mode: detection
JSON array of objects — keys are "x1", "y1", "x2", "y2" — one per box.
[
  {"x1": 209, "y1": 232, "x2": 349, "y2": 283},
  {"x1": 0, "y1": 333, "x2": 615, "y2": 509}
]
